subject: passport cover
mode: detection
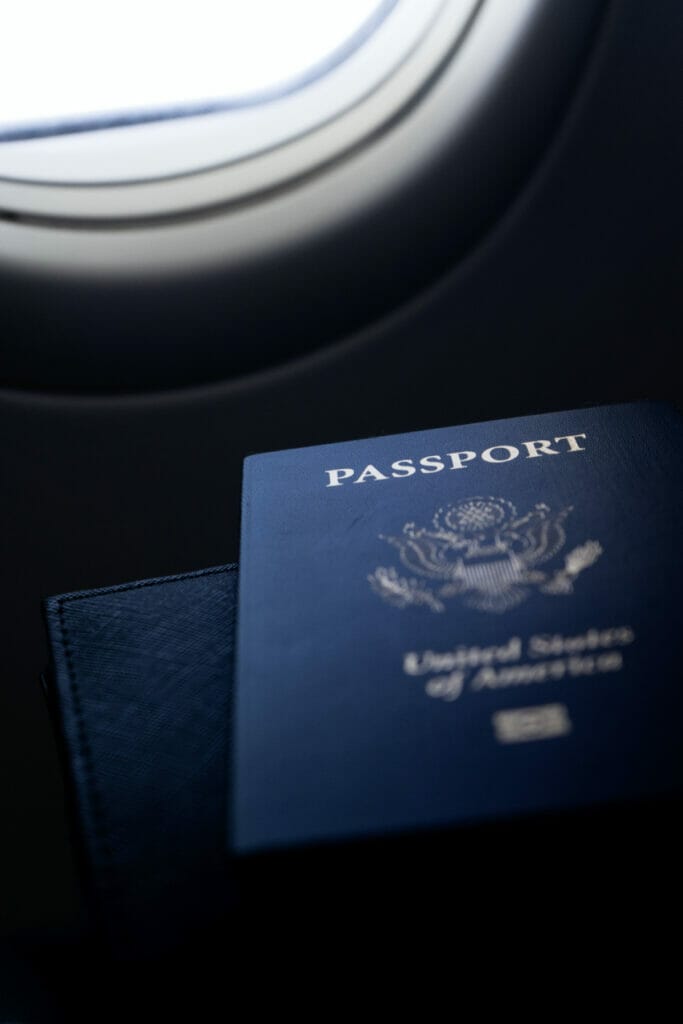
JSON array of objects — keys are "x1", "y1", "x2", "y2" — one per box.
[
  {"x1": 233, "y1": 401, "x2": 683, "y2": 853},
  {"x1": 42, "y1": 564, "x2": 238, "y2": 956}
]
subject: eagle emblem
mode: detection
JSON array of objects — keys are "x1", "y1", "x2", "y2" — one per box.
[{"x1": 368, "y1": 496, "x2": 602, "y2": 614}]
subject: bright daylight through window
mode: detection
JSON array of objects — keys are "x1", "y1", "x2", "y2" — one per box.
[{"x1": 0, "y1": 0, "x2": 390, "y2": 140}]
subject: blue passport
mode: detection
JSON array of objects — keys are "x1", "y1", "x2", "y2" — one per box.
[{"x1": 233, "y1": 402, "x2": 683, "y2": 854}]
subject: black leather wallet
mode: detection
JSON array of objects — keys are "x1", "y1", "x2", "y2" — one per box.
[{"x1": 42, "y1": 564, "x2": 238, "y2": 957}]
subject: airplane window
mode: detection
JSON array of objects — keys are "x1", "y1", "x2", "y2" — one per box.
[
  {"x1": 0, "y1": 0, "x2": 604, "y2": 391},
  {"x1": 0, "y1": 0, "x2": 452, "y2": 185},
  {"x1": 0, "y1": 1, "x2": 393, "y2": 142}
]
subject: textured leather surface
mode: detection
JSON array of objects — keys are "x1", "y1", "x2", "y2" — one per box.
[{"x1": 42, "y1": 564, "x2": 238, "y2": 956}]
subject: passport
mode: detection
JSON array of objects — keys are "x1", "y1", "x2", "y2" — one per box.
[{"x1": 232, "y1": 402, "x2": 683, "y2": 854}]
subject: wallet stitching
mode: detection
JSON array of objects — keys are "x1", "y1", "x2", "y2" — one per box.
[
  {"x1": 54, "y1": 564, "x2": 235, "y2": 897},
  {"x1": 57, "y1": 563, "x2": 235, "y2": 605},
  {"x1": 57, "y1": 598, "x2": 116, "y2": 881}
]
